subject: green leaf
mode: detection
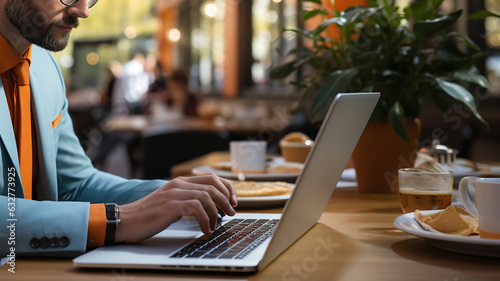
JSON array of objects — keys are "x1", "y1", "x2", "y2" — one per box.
[
  {"x1": 303, "y1": 9, "x2": 328, "y2": 20},
  {"x1": 312, "y1": 7, "x2": 376, "y2": 37},
  {"x1": 452, "y1": 67, "x2": 490, "y2": 88},
  {"x1": 339, "y1": 7, "x2": 378, "y2": 26},
  {"x1": 382, "y1": 69, "x2": 402, "y2": 78},
  {"x1": 406, "y1": 0, "x2": 441, "y2": 21},
  {"x1": 388, "y1": 102, "x2": 409, "y2": 142},
  {"x1": 288, "y1": 48, "x2": 320, "y2": 62},
  {"x1": 414, "y1": 10, "x2": 462, "y2": 38},
  {"x1": 375, "y1": 0, "x2": 390, "y2": 7},
  {"x1": 447, "y1": 32, "x2": 481, "y2": 51},
  {"x1": 309, "y1": 68, "x2": 359, "y2": 122},
  {"x1": 284, "y1": 28, "x2": 313, "y2": 39},
  {"x1": 287, "y1": 47, "x2": 314, "y2": 56},
  {"x1": 468, "y1": 10, "x2": 500, "y2": 21},
  {"x1": 435, "y1": 78, "x2": 489, "y2": 128},
  {"x1": 269, "y1": 61, "x2": 297, "y2": 79},
  {"x1": 313, "y1": 17, "x2": 346, "y2": 36},
  {"x1": 405, "y1": 0, "x2": 443, "y2": 20},
  {"x1": 308, "y1": 57, "x2": 325, "y2": 69}
]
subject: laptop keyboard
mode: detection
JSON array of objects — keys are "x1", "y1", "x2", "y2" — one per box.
[{"x1": 171, "y1": 219, "x2": 279, "y2": 259}]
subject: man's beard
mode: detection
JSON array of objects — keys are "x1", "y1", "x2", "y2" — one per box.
[{"x1": 5, "y1": 0, "x2": 79, "y2": 52}]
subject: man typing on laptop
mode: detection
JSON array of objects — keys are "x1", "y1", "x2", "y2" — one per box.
[{"x1": 0, "y1": 0, "x2": 236, "y2": 258}]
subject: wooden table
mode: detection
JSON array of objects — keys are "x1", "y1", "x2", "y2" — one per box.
[
  {"x1": 3, "y1": 161, "x2": 500, "y2": 280},
  {"x1": 171, "y1": 151, "x2": 230, "y2": 178}
]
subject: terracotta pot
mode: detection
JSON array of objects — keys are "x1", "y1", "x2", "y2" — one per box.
[{"x1": 352, "y1": 119, "x2": 421, "y2": 193}]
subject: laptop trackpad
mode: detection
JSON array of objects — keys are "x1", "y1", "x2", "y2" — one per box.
[
  {"x1": 78, "y1": 218, "x2": 202, "y2": 263},
  {"x1": 153, "y1": 216, "x2": 203, "y2": 239}
]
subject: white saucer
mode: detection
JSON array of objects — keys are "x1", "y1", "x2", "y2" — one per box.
[
  {"x1": 191, "y1": 159, "x2": 303, "y2": 182},
  {"x1": 394, "y1": 210, "x2": 500, "y2": 257},
  {"x1": 237, "y1": 194, "x2": 291, "y2": 208}
]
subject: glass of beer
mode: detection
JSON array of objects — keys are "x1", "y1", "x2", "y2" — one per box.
[{"x1": 398, "y1": 168, "x2": 453, "y2": 213}]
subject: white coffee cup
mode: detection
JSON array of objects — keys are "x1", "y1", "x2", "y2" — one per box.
[
  {"x1": 459, "y1": 177, "x2": 500, "y2": 239},
  {"x1": 230, "y1": 141, "x2": 267, "y2": 174}
]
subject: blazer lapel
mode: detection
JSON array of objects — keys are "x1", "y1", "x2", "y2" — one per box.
[
  {"x1": 29, "y1": 55, "x2": 57, "y2": 200},
  {"x1": 0, "y1": 81, "x2": 21, "y2": 173},
  {"x1": 0, "y1": 80, "x2": 25, "y2": 198}
]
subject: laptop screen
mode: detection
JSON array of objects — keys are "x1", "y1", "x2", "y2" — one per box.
[{"x1": 258, "y1": 93, "x2": 380, "y2": 270}]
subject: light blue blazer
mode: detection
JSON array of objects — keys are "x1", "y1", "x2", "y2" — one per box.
[{"x1": 0, "y1": 45, "x2": 166, "y2": 257}]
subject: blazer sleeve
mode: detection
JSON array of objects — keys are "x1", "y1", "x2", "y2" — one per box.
[
  {"x1": 53, "y1": 98, "x2": 166, "y2": 204},
  {"x1": 0, "y1": 197, "x2": 90, "y2": 257}
]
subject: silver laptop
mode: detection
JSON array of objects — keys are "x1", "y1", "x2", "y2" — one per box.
[{"x1": 73, "y1": 92, "x2": 380, "y2": 272}]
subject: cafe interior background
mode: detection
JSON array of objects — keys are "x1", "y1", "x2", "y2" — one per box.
[{"x1": 51, "y1": 0, "x2": 500, "y2": 179}]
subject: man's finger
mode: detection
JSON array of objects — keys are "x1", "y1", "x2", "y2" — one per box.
[
  {"x1": 183, "y1": 174, "x2": 238, "y2": 208},
  {"x1": 166, "y1": 189, "x2": 219, "y2": 230},
  {"x1": 172, "y1": 177, "x2": 236, "y2": 216},
  {"x1": 173, "y1": 199, "x2": 213, "y2": 235}
]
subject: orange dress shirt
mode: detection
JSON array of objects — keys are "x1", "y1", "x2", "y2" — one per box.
[{"x1": 0, "y1": 35, "x2": 107, "y2": 249}]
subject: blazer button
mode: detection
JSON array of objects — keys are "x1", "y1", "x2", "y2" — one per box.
[
  {"x1": 30, "y1": 238, "x2": 41, "y2": 249},
  {"x1": 50, "y1": 237, "x2": 59, "y2": 248},
  {"x1": 40, "y1": 237, "x2": 50, "y2": 249},
  {"x1": 59, "y1": 236, "x2": 70, "y2": 248}
]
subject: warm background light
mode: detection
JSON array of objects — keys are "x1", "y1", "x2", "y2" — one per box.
[
  {"x1": 86, "y1": 52, "x2": 100, "y2": 65},
  {"x1": 167, "y1": 28, "x2": 181, "y2": 42},
  {"x1": 59, "y1": 55, "x2": 74, "y2": 69},
  {"x1": 124, "y1": 25, "x2": 138, "y2": 39},
  {"x1": 203, "y1": 1, "x2": 217, "y2": 18}
]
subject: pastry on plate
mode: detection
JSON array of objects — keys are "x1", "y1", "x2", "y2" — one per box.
[{"x1": 230, "y1": 180, "x2": 293, "y2": 197}]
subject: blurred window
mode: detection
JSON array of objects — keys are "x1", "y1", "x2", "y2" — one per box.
[
  {"x1": 251, "y1": 0, "x2": 297, "y2": 89},
  {"x1": 184, "y1": 0, "x2": 298, "y2": 96},
  {"x1": 189, "y1": 0, "x2": 227, "y2": 94},
  {"x1": 486, "y1": 0, "x2": 500, "y2": 95},
  {"x1": 486, "y1": 0, "x2": 500, "y2": 48}
]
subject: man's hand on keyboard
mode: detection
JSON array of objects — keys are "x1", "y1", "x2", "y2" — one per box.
[{"x1": 115, "y1": 174, "x2": 238, "y2": 243}]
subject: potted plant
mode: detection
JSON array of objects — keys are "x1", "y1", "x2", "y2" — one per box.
[{"x1": 271, "y1": 0, "x2": 495, "y2": 192}]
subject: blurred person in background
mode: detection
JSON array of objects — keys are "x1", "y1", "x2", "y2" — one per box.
[
  {"x1": 165, "y1": 69, "x2": 200, "y2": 117},
  {"x1": 148, "y1": 60, "x2": 168, "y2": 96},
  {"x1": 0, "y1": 0, "x2": 237, "y2": 258},
  {"x1": 99, "y1": 60, "x2": 122, "y2": 114},
  {"x1": 91, "y1": 60, "x2": 123, "y2": 169},
  {"x1": 110, "y1": 52, "x2": 151, "y2": 116},
  {"x1": 146, "y1": 61, "x2": 170, "y2": 118},
  {"x1": 146, "y1": 68, "x2": 200, "y2": 120}
]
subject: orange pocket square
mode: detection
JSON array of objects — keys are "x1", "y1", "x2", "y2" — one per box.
[{"x1": 52, "y1": 112, "x2": 62, "y2": 129}]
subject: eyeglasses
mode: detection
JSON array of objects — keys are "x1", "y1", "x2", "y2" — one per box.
[{"x1": 60, "y1": 0, "x2": 99, "y2": 9}]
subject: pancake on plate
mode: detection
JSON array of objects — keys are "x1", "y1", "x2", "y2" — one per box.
[{"x1": 230, "y1": 180, "x2": 293, "y2": 197}]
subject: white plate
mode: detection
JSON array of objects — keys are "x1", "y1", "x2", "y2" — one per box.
[
  {"x1": 236, "y1": 183, "x2": 295, "y2": 208},
  {"x1": 452, "y1": 168, "x2": 500, "y2": 186},
  {"x1": 237, "y1": 194, "x2": 292, "y2": 209},
  {"x1": 235, "y1": 181, "x2": 354, "y2": 208},
  {"x1": 191, "y1": 159, "x2": 303, "y2": 182},
  {"x1": 394, "y1": 210, "x2": 500, "y2": 257}
]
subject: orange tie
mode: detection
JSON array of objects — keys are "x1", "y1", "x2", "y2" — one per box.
[{"x1": 12, "y1": 60, "x2": 32, "y2": 200}]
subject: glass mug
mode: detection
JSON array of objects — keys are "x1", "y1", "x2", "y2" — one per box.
[
  {"x1": 398, "y1": 168, "x2": 453, "y2": 213},
  {"x1": 459, "y1": 177, "x2": 500, "y2": 239}
]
